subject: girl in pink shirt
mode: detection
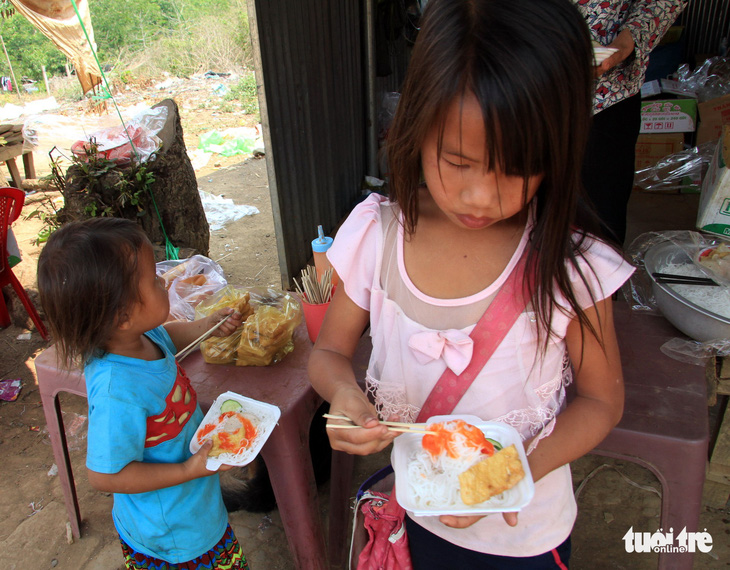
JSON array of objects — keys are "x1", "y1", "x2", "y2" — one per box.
[{"x1": 309, "y1": 0, "x2": 633, "y2": 567}]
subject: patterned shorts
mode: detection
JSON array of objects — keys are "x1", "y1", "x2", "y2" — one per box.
[{"x1": 120, "y1": 524, "x2": 249, "y2": 570}]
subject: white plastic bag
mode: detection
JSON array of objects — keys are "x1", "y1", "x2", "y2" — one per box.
[{"x1": 156, "y1": 255, "x2": 228, "y2": 321}]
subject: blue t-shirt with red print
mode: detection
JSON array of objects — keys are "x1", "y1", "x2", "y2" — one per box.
[{"x1": 85, "y1": 326, "x2": 227, "y2": 563}]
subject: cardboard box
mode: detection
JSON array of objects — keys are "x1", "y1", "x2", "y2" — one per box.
[
  {"x1": 640, "y1": 80, "x2": 662, "y2": 98},
  {"x1": 696, "y1": 125, "x2": 730, "y2": 236},
  {"x1": 640, "y1": 98, "x2": 697, "y2": 133},
  {"x1": 635, "y1": 133, "x2": 684, "y2": 170},
  {"x1": 697, "y1": 93, "x2": 730, "y2": 145}
]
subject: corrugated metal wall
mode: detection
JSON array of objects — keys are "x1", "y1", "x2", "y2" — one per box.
[
  {"x1": 677, "y1": 0, "x2": 730, "y2": 65},
  {"x1": 249, "y1": 0, "x2": 365, "y2": 287}
]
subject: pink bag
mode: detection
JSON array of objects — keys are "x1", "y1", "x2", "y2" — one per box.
[{"x1": 352, "y1": 466, "x2": 411, "y2": 570}]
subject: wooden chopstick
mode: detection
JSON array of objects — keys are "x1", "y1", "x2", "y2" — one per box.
[
  {"x1": 325, "y1": 424, "x2": 436, "y2": 434},
  {"x1": 323, "y1": 413, "x2": 436, "y2": 434},
  {"x1": 652, "y1": 272, "x2": 718, "y2": 286},
  {"x1": 175, "y1": 315, "x2": 231, "y2": 361}
]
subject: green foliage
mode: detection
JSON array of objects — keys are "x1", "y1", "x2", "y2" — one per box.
[
  {"x1": 2, "y1": 0, "x2": 253, "y2": 86},
  {"x1": 225, "y1": 70, "x2": 259, "y2": 117},
  {"x1": 25, "y1": 194, "x2": 63, "y2": 245},
  {"x1": 54, "y1": 138, "x2": 157, "y2": 222},
  {"x1": 0, "y1": 14, "x2": 66, "y2": 80}
]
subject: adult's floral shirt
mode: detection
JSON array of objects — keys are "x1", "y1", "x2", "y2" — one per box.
[{"x1": 572, "y1": 0, "x2": 687, "y2": 113}]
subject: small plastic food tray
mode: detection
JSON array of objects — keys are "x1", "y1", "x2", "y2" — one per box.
[
  {"x1": 190, "y1": 391, "x2": 280, "y2": 470},
  {"x1": 391, "y1": 414, "x2": 534, "y2": 516},
  {"x1": 593, "y1": 46, "x2": 618, "y2": 65}
]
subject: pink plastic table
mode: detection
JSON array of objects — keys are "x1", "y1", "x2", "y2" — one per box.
[
  {"x1": 328, "y1": 299, "x2": 709, "y2": 570},
  {"x1": 35, "y1": 323, "x2": 328, "y2": 570}
]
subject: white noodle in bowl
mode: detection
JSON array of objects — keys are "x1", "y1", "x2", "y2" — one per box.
[{"x1": 660, "y1": 261, "x2": 730, "y2": 319}]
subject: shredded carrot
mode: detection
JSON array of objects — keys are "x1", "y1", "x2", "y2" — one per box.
[{"x1": 421, "y1": 420, "x2": 494, "y2": 460}]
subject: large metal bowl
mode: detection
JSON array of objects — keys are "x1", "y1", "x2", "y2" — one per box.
[{"x1": 644, "y1": 240, "x2": 730, "y2": 342}]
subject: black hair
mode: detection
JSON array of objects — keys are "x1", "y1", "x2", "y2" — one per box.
[
  {"x1": 37, "y1": 217, "x2": 148, "y2": 367},
  {"x1": 387, "y1": 0, "x2": 606, "y2": 348}
]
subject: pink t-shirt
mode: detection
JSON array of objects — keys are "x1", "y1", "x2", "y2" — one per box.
[{"x1": 328, "y1": 193, "x2": 634, "y2": 557}]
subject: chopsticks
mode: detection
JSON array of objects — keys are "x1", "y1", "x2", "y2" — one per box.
[
  {"x1": 652, "y1": 272, "x2": 719, "y2": 286},
  {"x1": 294, "y1": 265, "x2": 334, "y2": 304},
  {"x1": 175, "y1": 315, "x2": 231, "y2": 361},
  {"x1": 323, "y1": 413, "x2": 436, "y2": 435}
]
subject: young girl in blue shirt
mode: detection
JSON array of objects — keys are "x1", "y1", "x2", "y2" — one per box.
[{"x1": 38, "y1": 217, "x2": 249, "y2": 569}]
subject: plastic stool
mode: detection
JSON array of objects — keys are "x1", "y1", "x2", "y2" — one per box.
[
  {"x1": 35, "y1": 323, "x2": 328, "y2": 570},
  {"x1": 327, "y1": 300, "x2": 709, "y2": 570}
]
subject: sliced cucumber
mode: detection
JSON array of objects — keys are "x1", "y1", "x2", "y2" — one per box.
[
  {"x1": 220, "y1": 399, "x2": 242, "y2": 413},
  {"x1": 485, "y1": 437, "x2": 502, "y2": 451}
]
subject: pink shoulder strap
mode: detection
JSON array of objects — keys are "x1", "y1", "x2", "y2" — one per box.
[{"x1": 416, "y1": 248, "x2": 532, "y2": 423}]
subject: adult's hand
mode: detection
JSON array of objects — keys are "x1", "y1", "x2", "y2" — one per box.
[{"x1": 595, "y1": 29, "x2": 635, "y2": 78}]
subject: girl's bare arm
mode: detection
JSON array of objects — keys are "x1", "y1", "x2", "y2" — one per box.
[
  {"x1": 87, "y1": 441, "x2": 230, "y2": 494},
  {"x1": 308, "y1": 286, "x2": 396, "y2": 455},
  {"x1": 163, "y1": 308, "x2": 244, "y2": 353},
  {"x1": 525, "y1": 296, "x2": 624, "y2": 482}
]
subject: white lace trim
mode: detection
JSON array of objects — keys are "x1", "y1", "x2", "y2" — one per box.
[
  {"x1": 494, "y1": 351, "x2": 574, "y2": 455},
  {"x1": 366, "y1": 372, "x2": 420, "y2": 423},
  {"x1": 367, "y1": 350, "x2": 574, "y2": 446}
]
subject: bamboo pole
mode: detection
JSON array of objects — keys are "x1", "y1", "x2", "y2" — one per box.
[
  {"x1": 0, "y1": 34, "x2": 22, "y2": 101},
  {"x1": 42, "y1": 64, "x2": 50, "y2": 94}
]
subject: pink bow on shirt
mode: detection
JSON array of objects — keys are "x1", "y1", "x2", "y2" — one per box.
[{"x1": 408, "y1": 329, "x2": 474, "y2": 376}]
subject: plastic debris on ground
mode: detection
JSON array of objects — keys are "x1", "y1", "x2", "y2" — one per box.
[
  {"x1": 187, "y1": 148, "x2": 213, "y2": 171},
  {"x1": 0, "y1": 378, "x2": 22, "y2": 401},
  {"x1": 199, "y1": 190, "x2": 259, "y2": 231},
  {"x1": 197, "y1": 126, "x2": 264, "y2": 158},
  {"x1": 0, "y1": 96, "x2": 59, "y2": 123},
  {"x1": 211, "y1": 83, "x2": 228, "y2": 96}
]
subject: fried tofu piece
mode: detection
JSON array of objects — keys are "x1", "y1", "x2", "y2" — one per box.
[{"x1": 458, "y1": 444, "x2": 525, "y2": 505}]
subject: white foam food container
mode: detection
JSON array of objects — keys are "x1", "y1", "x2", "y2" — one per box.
[
  {"x1": 189, "y1": 390, "x2": 281, "y2": 471},
  {"x1": 593, "y1": 46, "x2": 618, "y2": 65},
  {"x1": 391, "y1": 414, "x2": 534, "y2": 516}
]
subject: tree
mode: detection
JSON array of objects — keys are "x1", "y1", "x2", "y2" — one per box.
[{"x1": 0, "y1": 13, "x2": 66, "y2": 81}]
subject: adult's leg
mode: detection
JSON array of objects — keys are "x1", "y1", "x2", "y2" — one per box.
[{"x1": 582, "y1": 94, "x2": 642, "y2": 247}]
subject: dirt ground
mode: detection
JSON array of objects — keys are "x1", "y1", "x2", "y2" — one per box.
[{"x1": 1, "y1": 78, "x2": 729, "y2": 569}]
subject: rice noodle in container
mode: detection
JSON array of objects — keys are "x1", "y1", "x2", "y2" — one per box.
[
  {"x1": 190, "y1": 391, "x2": 280, "y2": 470},
  {"x1": 392, "y1": 415, "x2": 534, "y2": 516}
]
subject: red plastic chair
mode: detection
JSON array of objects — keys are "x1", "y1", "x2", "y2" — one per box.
[{"x1": 0, "y1": 187, "x2": 49, "y2": 339}]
